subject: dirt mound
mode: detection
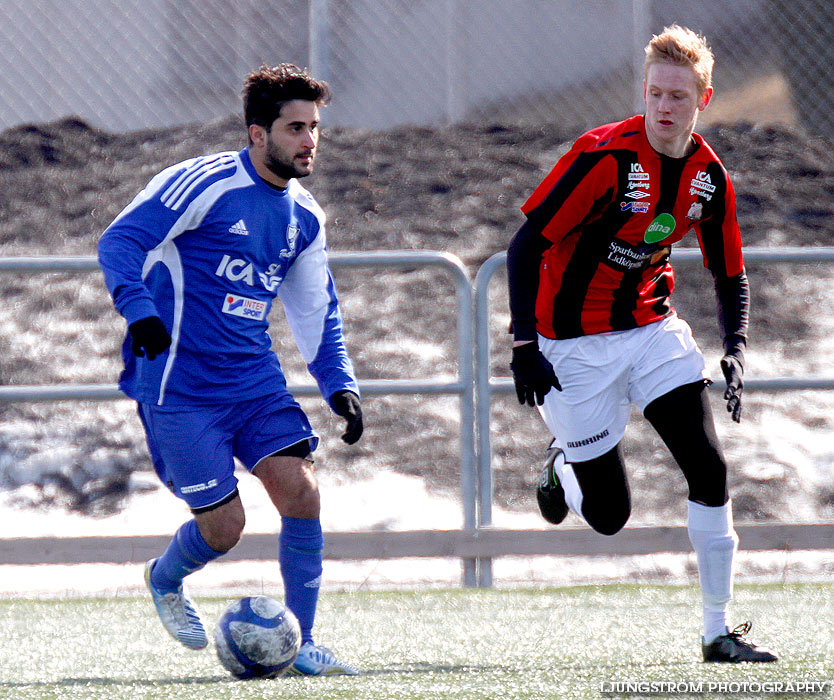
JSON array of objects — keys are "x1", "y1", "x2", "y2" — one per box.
[{"x1": 1, "y1": 115, "x2": 833, "y2": 524}]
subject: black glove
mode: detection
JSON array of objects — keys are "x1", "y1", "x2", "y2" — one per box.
[
  {"x1": 330, "y1": 390, "x2": 363, "y2": 444},
  {"x1": 720, "y1": 354, "x2": 743, "y2": 423},
  {"x1": 510, "y1": 342, "x2": 562, "y2": 407},
  {"x1": 128, "y1": 316, "x2": 171, "y2": 361}
]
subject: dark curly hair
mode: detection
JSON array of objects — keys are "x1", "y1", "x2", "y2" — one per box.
[{"x1": 242, "y1": 64, "x2": 331, "y2": 135}]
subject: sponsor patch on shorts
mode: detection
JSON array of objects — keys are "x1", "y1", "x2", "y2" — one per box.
[
  {"x1": 222, "y1": 293, "x2": 267, "y2": 320},
  {"x1": 181, "y1": 478, "x2": 219, "y2": 494}
]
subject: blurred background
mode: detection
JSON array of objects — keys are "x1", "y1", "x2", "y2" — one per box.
[{"x1": 0, "y1": 0, "x2": 830, "y2": 135}]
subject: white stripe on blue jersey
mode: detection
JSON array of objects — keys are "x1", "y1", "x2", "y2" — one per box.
[
  {"x1": 141, "y1": 241, "x2": 184, "y2": 406},
  {"x1": 161, "y1": 154, "x2": 238, "y2": 211}
]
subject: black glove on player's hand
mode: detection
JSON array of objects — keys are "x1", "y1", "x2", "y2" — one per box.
[
  {"x1": 510, "y1": 342, "x2": 562, "y2": 407},
  {"x1": 720, "y1": 354, "x2": 743, "y2": 423},
  {"x1": 128, "y1": 316, "x2": 171, "y2": 361},
  {"x1": 330, "y1": 390, "x2": 363, "y2": 444}
]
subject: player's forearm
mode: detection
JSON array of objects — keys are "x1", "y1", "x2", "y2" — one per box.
[
  {"x1": 507, "y1": 219, "x2": 551, "y2": 342},
  {"x1": 97, "y1": 225, "x2": 160, "y2": 322},
  {"x1": 308, "y1": 344, "x2": 360, "y2": 401},
  {"x1": 713, "y1": 268, "x2": 749, "y2": 360}
]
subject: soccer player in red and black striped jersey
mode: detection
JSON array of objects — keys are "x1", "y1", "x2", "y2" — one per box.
[{"x1": 507, "y1": 25, "x2": 777, "y2": 663}]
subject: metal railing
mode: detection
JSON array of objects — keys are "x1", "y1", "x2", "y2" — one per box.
[{"x1": 3, "y1": 248, "x2": 834, "y2": 587}]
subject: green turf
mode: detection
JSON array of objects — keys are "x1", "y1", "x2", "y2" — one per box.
[{"x1": 0, "y1": 584, "x2": 830, "y2": 699}]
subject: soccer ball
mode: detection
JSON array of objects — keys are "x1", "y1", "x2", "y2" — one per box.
[{"x1": 214, "y1": 596, "x2": 301, "y2": 679}]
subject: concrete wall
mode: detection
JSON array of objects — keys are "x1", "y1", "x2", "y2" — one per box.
[{"x1": 0, "y1": 0, "x2": 766, "y2": 133}]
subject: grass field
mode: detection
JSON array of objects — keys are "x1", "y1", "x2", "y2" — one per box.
[{"x1": 0, "y1": 583, "x2": 831, "y2": 700}]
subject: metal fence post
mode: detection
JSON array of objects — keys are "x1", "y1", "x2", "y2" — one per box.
[
  {"x1": 472, "y1": 252, "x2": 508, "y2": 587},
  {"x1": 309, "y1": 0, "x2": 331, "y2": 86}
]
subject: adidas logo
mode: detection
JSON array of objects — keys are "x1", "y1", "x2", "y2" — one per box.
[{"x1": 229, "y1": 219, "x2": 249, "y2": 236}]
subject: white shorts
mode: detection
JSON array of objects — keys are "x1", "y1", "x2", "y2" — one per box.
[{"x1": 537, "y1": 314, "x2": 708, "y2": 463}]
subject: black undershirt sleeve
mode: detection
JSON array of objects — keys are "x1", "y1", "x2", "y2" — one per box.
[
  {"x1": 507, "y1": 218, "x2": 553, "y2": 342},
  {"x1": 713, "y1": 268, "x2": 749, "y2": 366}
]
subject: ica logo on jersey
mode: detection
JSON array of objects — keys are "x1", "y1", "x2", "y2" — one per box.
[
  {"x1": 689, "y1": 170, "x2": 715, "y2": 200},
  {"x1": 628, "y1": 162, "x2": 649, "y2": 180},
  {"x1": 216, "y1": 255, "x2": 256, "y2": 285},
  {"x1": 626, "y1": 162, "x2": 650, "y2": 190},
  {"x1": 215, "y1": 254, "x2": 284, "y2": 292}
]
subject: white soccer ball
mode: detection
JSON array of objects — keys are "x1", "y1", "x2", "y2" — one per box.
[{"x1": 214, "y1": 595, "x2": 301, "y2": 679}]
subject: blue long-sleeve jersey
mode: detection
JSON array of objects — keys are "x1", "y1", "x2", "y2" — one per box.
[{"x1": 98, "y1": 147, "x2": 359, "y2": 407}]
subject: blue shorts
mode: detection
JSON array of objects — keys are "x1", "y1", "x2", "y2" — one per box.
[{"x1": 137, "y1": 393, "x2": 319, "y2": 511}]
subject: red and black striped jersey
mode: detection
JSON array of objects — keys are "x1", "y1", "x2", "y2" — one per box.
[{"x1": 522, "y1": 115, "x2": 744, "y2": 340}]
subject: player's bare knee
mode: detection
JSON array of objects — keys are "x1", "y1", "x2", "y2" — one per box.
[
  {"x1": 285, "y1": 483, "x2": 321, "y2": 519},
  {"x1": 257, "y1": 455, "x2": 321, "y2": 517},
  {"x1": 196, "y1": 504, "x2": 246, "y2": 553},
  {"x1": 270, "y1": 472, "x2": 320, "y2": 518},
  {"x1": 208, "y1": 519, "x2": 245, "y2": 553},
  {"x1": 212, "y1": 527, "x2": 244, "y2": 553}
]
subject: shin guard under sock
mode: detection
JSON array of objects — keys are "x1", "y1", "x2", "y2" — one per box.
[
  {"x1": 150, "y1": 519, "x2": 224, "y2": 593},
  {"x1": 280, "y1": 516, "x2": 324, "y2": 646},
  {"x1": 687, "y1": 500, "x2": 738, "y2": 642}
]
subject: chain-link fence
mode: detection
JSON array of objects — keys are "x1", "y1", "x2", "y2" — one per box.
[{"x1": 0, "y1": 0, "x2": 830, "y2": 135}]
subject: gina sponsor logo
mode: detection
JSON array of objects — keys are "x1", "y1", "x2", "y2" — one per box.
[
  {"x1": 644, "y1": 212, "x2": 676, "y2": 244},
  {"x1": 222, "y1": 293, "x2": 267, "y2": 320}
]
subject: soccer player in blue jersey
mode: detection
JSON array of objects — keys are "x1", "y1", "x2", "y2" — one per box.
[{"x1": 98, "y1": 64, "x2": 362, "y2": 676}]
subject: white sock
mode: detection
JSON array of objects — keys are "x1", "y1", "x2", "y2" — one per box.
[
  {"x1": 553, "y1": 449, "x2": 584, "y2": 517},
  {"x1": 703, "y1": 610, "x2": 728, "y2": 644},
  {"x1": 687, "y1": 500, "x2": 737, "y2": 643}
]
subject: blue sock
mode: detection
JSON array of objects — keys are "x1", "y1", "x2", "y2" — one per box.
[
  {"x1": 150, "y1": 519, "x2": 223, "y2": 594},
  {"x1": 279, "y1": 517, "x2": 324, "y2": 647}
]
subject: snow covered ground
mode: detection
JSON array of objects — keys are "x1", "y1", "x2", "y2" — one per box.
[{"x1": 1, "y1": 468, "x2": 831, "y2": 599}]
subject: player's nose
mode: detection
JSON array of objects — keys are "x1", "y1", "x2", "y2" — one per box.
[
  {"x1": 657, "y1": 95, "x2": 673, "y2": 113},
  {"x1": 301, "y1": 129, "x2": 317, "y2": 148}
]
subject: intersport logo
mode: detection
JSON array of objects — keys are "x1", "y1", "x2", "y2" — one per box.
[{"x1": 222, "y1": 293, "x2": 267, "y2": 320}]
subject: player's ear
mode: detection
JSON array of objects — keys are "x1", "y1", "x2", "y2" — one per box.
[
  {"x1": 698, "y1": 87, "x2": 714, "y2": 111},
  {"x1": 249, "y1": 123, "x2": 268, "y2": 148}
]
